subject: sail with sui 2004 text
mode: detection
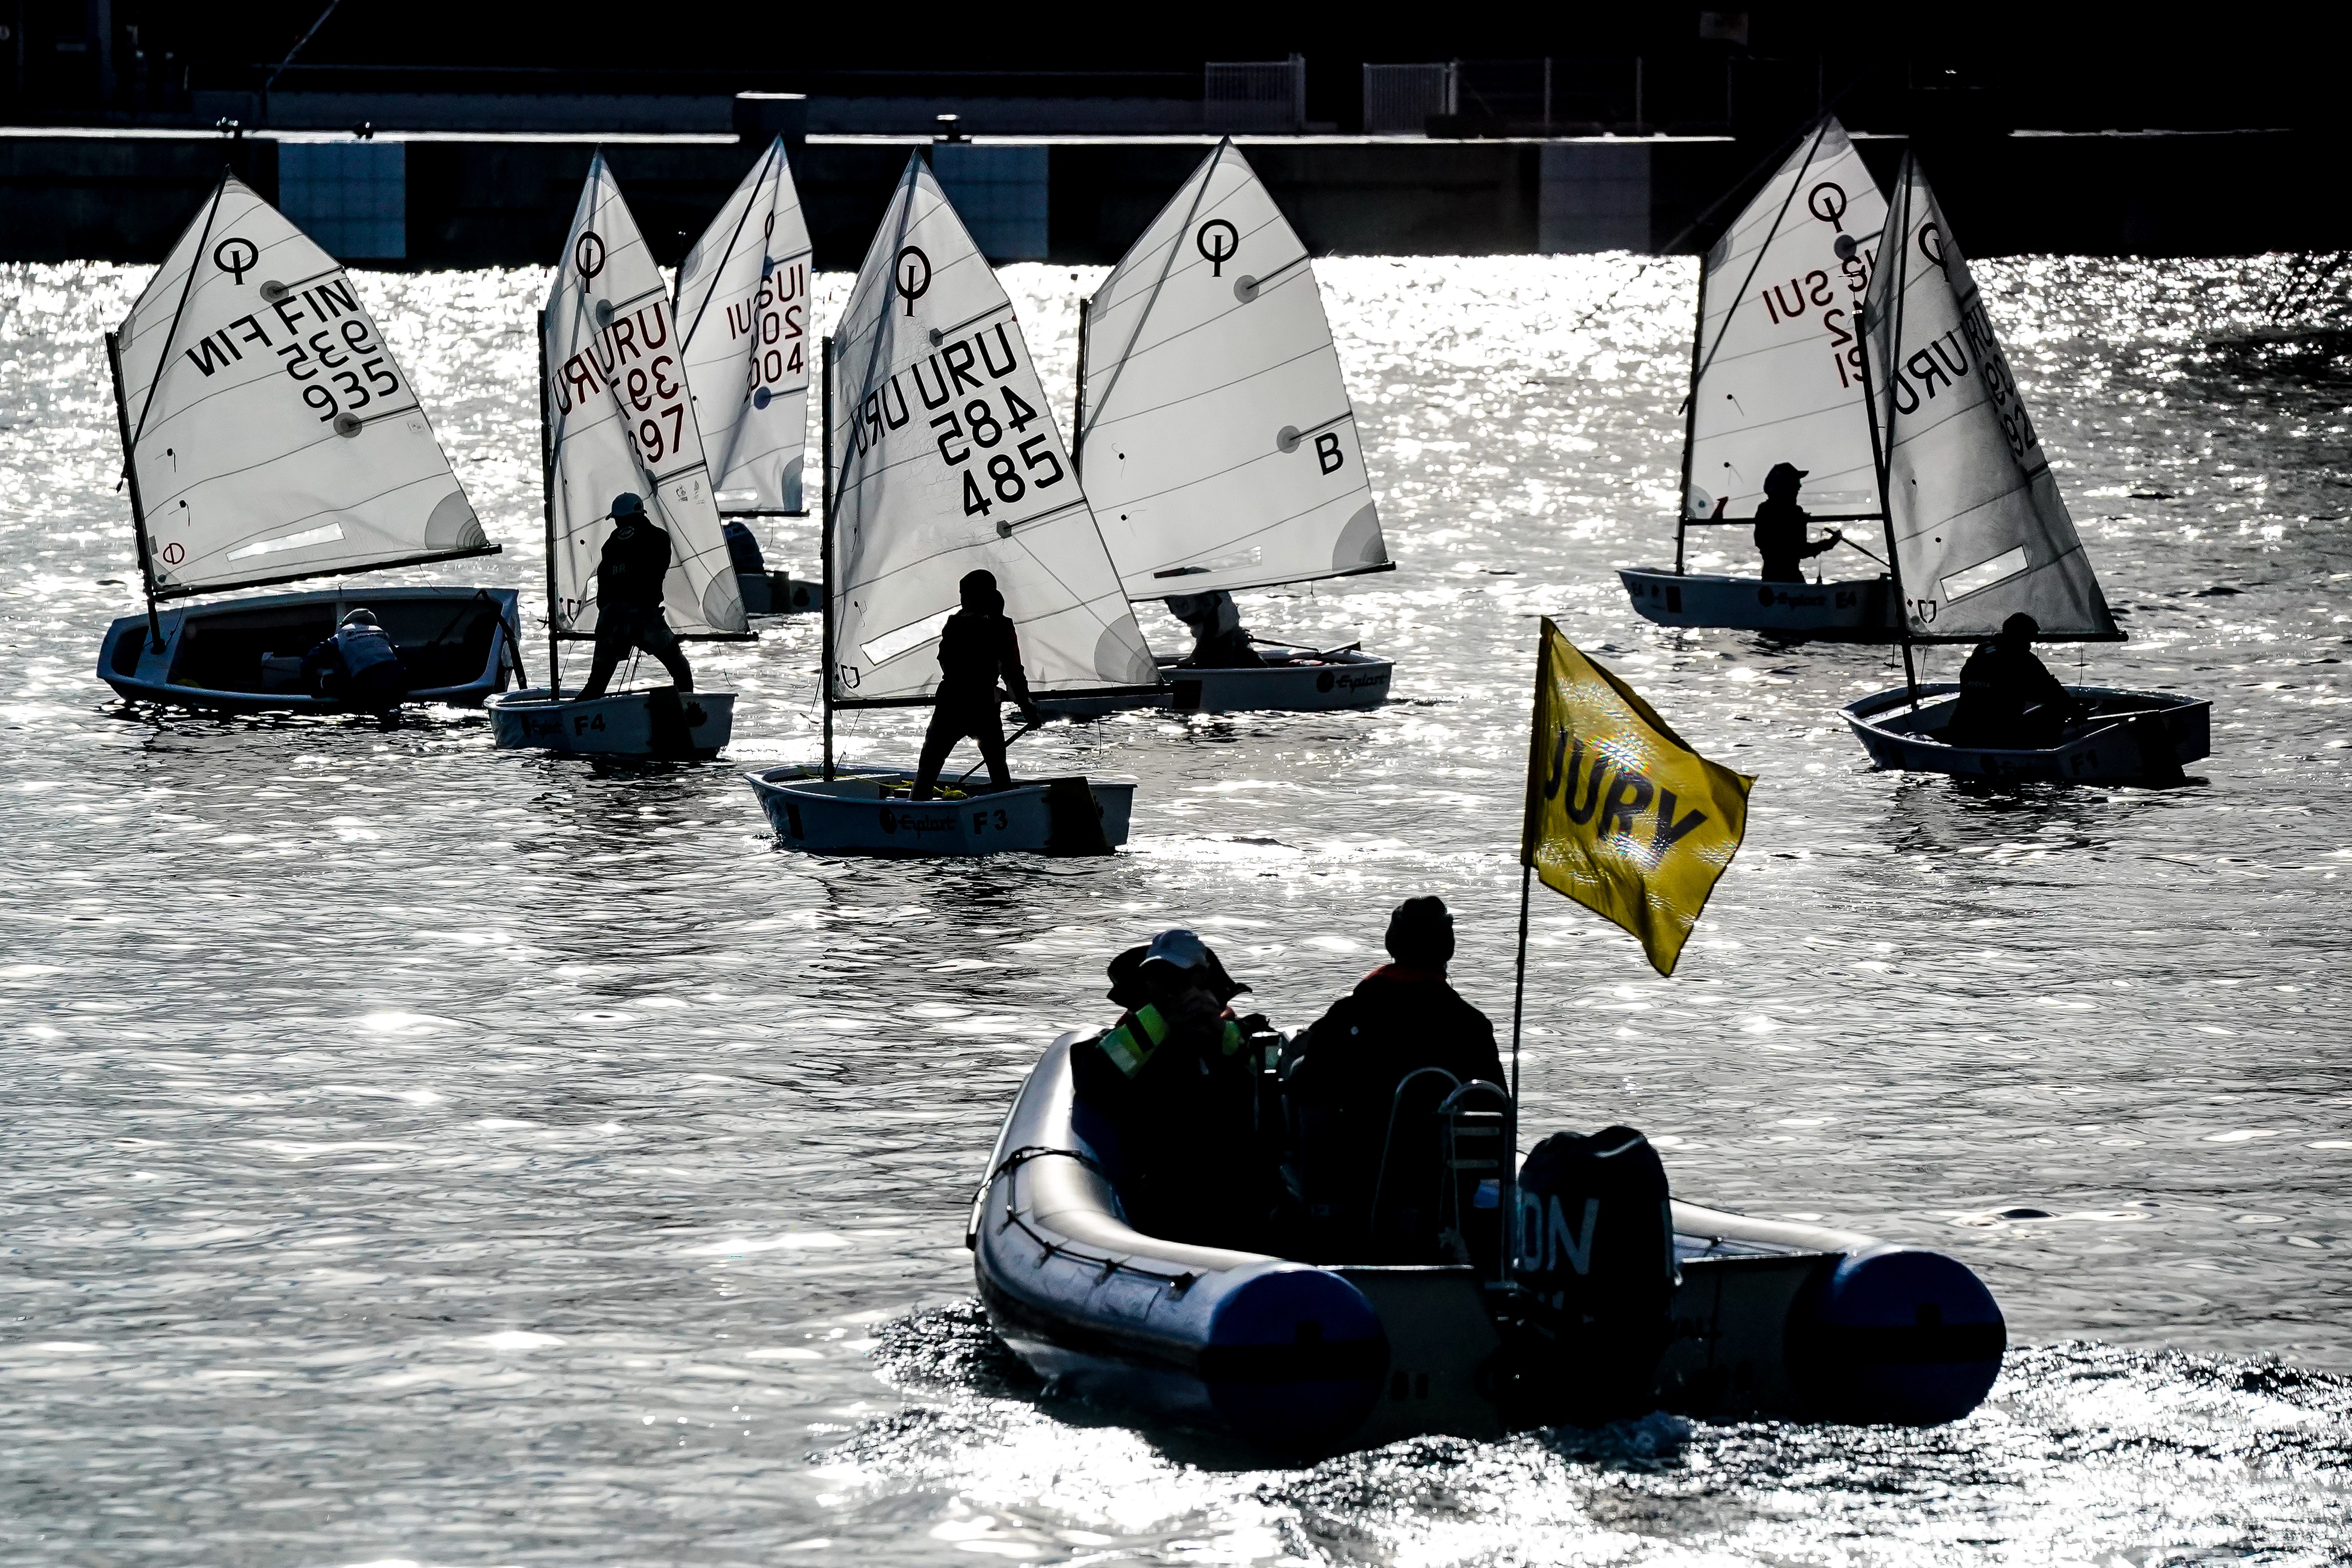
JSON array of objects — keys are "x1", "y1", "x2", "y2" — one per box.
[
  {"x1": 823, "y1": 151, "x2": 1157, "y2": 709},
  {"x1": 542, "y1": 154, "x2": 748, "y2": 647},
  {"x1": 676, "y1": 136, "x2": 814, "y2": 515},
  {"x1": 110, "y1": 175, "x2": 494, "y2": 603},
  {"x1": 1861, "y1": 153, "x2": 2118, "y2": 643}
]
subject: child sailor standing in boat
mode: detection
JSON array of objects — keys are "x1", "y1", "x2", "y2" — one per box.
[
  {"x1": 910, "y1": 570, "x2": 1044, "y2": 799},
  {"x1": 1751, "y1": 463, "x2": 1843, "y2": 583},
  {"x1": 574, "y1": 492, "x2": 696, "y2": 700}
]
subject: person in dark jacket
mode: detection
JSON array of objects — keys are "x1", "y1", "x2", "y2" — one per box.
[
  {"x1": 1163, "y1": 590, "x2": 1264, "y2": 669},
  {"x1": 722, "y1": 518, "x2": 766, "y2": 577},
  {"x1": 1946, "y1": 612, "x2": 2085, "y2": 748},
  {"x1": 1071, "y1": 928, "x2": 1272, "y2": 1248},
  {"x1": 1287, "y1": 897, "x2": 1506, "y2": 1250},
  {"x1": 575, "y1": 492, "x2": 695, "y2": 701},
  {"x1": 303, "y1": 607, "x2": 410, "y2": 713},
  {"x1": 1752, "y1": 462, "x2": 1843, "y2": 582},
  {"x1": 911, "y1": 569, "x2": 1043, "y2": 799}
]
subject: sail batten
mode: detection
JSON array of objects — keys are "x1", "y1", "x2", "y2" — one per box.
[
  {"x1": 1864, "y1": 155, "x2": 2117, "y2": 643},
  {"x1": 543, "y1": 156, "x2": 748, "y2": 642},
  {"x1": 1077, "y1": 140, "x2": 1388, "y2": 598},
  {"x1": 113, "y1": 177, "x2": 492, "y2": 597},
  {"x1": 825, "y1": 155, "x2": 1157, "y2": 706},
  {"x1": 675, "y1": 137, "x2": 814, "y2": 514},
  {"x1": 1682, "y1": 117, "x2": 1889, "y2": 522}
]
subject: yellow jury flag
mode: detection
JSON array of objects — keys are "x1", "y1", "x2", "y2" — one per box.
[{"x1": 1521, "y1": 619, "x2": 1754, "y2": 976}]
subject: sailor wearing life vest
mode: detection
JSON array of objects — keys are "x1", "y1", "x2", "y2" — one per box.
[
  {"x1": 302, "y1": 607, "x2": 410, "y2": 713},
  {"x1": 1071, "y1": 928, "x2": 1270, "y2": 1248}
]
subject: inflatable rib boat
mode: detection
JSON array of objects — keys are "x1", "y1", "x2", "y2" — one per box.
[{"x1": 972, "y1": 1034, "x2": 2006, "y2": 1452}]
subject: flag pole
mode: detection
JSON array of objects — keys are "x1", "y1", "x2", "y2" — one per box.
[{"x1": 1509, "y1": 862, "x2": 1530, "y2": 1110}]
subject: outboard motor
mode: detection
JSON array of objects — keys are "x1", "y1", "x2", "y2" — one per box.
[{"x1": 1507, "y1": 1126, "x2": 1679, "y2": 1424}]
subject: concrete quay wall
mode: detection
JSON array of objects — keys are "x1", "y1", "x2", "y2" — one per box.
[{"x1": 0, "y1": 129, "x2": 2334, "y2": 270}]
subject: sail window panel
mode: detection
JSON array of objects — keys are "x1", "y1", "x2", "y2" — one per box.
[
  {"x1": 544, "y1": 157, "x2": 749, "y2": 640},
  {"x1": 1080, "y1": 141, "x2": 1386, "y2": 598},
  {"x1": 1940, "y1": 545, "x2": 2030, "y2": 603},
  {"x1": 277, "y1": 141, "x2": 406, "y2": 262},
  {"x1": 826, "y1": 155, "x2": 1154, "y2": 705},
  {"x1": 1682, "y1": 118, "x2": 1885, "y2": 522},
  {"x1": 115, "y1": 177, "x2": 484, "y2": 596}
]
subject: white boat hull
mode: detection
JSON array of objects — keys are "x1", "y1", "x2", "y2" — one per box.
[
  {"x1": 1842, "y1": 682, "x2": 2210, "y2": 782},
  {"x1": 1039, "y1": 646, "x2": 1392, "y2": 718},
  {"x1": 487, "y1": 687, "x2": 736, "y2": 758},
  {"x1": 744, "y1": 763, "x2": 1134, "y2": 856},
  {"x1": 1619, "y1": 568, "x2": 1895, "y2": 639}
]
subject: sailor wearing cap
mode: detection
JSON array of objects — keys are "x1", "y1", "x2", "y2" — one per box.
[
  {"x1": 1752, "y1": 462, "x2": 1843, "y2": 583},
  {"x1": 575, "y1": 492, "x2": 696, "y2": 701}
]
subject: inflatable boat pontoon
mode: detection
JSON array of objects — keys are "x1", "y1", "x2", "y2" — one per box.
[{"x1": 973, "y1": 1034, "x2": 2006, "y2": 1452}]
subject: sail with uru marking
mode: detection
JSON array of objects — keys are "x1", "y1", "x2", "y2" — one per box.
[
  {"x1": 675, "y1": 137, "x2": 814, "y2": 514},
  {"x1": 1682, "y1": 116, "x2": 1888, "y2": 524},
  {"x1": 1863, "y1": 155, "x2": 2117, "y2": 642},
  {"x1": 543, "y1": 155, "x2": 747, "y2": 640},
  {"x1": 114, "y1": 176, "x2": 492, "y2": 598},
  {"x1": 1077, "y1": 138, "x2": 1387, "y2": 597},
  {"x1": 825, "y1": 154, "x2": 1157, "y2": 707}
]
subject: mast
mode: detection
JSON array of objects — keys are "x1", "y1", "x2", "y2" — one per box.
[
  {"x1": 537, "y1": 309, "x2": 561, "y2": 695},
  {"x1": 1856, "y1": 162, "x2": 1919, "y2": 708},
  {"x1": 820, "y1": 332, "x2": 835, "y2": 781},
  {"x1": 1672, "y1": 268, "x2": 1706, "y2": 576},
  {"x1": 1072, "y1": 294, "x2": 1089, "y2": 481},
  {"x1": 104, "y1": 330, "x2": 166, "y2": 652}
]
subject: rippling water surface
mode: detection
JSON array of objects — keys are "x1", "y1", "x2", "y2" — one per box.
[{"x1": 2, "y1": 252, "x2": 2348, "y2": 1565}]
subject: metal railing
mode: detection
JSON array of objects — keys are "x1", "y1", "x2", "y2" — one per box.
[
  {"x1": 1362, "y1": 62, "x2": 1455, "y2": 135},
  {"x1": 1205, "y1": 54, "x2": 1304, "y2": 134}
]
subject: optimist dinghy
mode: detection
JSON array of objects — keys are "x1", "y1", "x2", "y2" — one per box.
[
  {"x1": 1043, "y1": 139, "x2": 1398, "y2": 715},
  {"x1": 1840, "y1": 154, "x2": 2206, "y2": 781},
  {"x1": 1619, "y1": 117, "x2": 1897, "y2": 639},
  {"x1": 745, "y1": 153, "x2": 1159, "y2": 856},
  {"x1": 675, "y1": 135, "x2": 817, "y2": 615},
  {"x1": 486, "y1": 155, "x2": 749, "y2": 759},
  {"x1": 96, "y1": 175, "x2": 514, "y2": 712},
  {"x1": 973, "y1": 1034, "x2": 2005, "y2": 1452}
]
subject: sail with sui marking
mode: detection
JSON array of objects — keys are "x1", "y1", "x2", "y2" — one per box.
[
  {"x1": 675, "y1": 137, "x2": 814, "y2": 514},
  {"x1": 1078, "y1": 138, "x2": 1387, "y2": 597},
  {"x1": 1682, "y1": 116, "x2": 1888, "y2": 524},
  {"x1": 113, "y1": 176, "x2": 492, "y2": 598},
  {"x1": 543, "y1": 155, "x2": 748, "y2": 640},
  {"x1": 1863, "y1": 155, "x2": 2118, "y2": 642},
  {"x1": 825, "y1": 153, "x2": 1156, "y2": 707}
]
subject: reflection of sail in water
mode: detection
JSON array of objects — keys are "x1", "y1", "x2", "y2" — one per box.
[
  {"x1": 1077, "y1": 138, "x2": 1388, "y2": 597},
  {"x1": 1682, "y1": 116, "x2": 1888, "y2": 522},
  {"x1": 824, "y1": 153, "x2": 1156, "y2": 707},
  {"x1": 676, "y1": 137, "x2": 813, "y2": 514},
  {"x1": 114, "y1": 175, "x2": 492, "y2": 597},
  {"x1": 543, "y1": 154, "x2": 747, "y2": 642},
  {"x1": 1864, "y1": 154, "x2": 2117, "y2": 642}
]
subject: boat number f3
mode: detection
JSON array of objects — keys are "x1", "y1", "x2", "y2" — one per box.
[
  {"x1": 895, "y1": 247, "x2": 931, "y2": 317},
  {"x1": 1195, "y1": 220, "x2": 1238, "y2": 276}
]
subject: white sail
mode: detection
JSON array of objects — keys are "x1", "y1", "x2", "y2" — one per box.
[
  {"x1": 1077, "y1": 139, "x2": 1387, "y2": 597},
  {"x1": 114, "y1": 176, "x2": 490, "y2": 598},
  {"x1": 674, "y1": 137, "x2": 814, "y2": 514},
  {"x1": 1864, "y1": 156, "x2": 2117, "y2": 641},
  {"x1": 826, "y1": 154, "x2": 1156, "y2": 705},
  {"x1": 1682, "y1": 116, "x2": 1887, "y2": 522},
  {"x1": 543, "y1": 155, "x2": 747, "y2": 641}
]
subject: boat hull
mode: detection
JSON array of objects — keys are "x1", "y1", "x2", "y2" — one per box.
[
  {"x1": 1039, "y1": 646, "x2": 1393, "y2": 718},
  {"x1": 96, "y1": 586, "x2": 520, "y2": 713},
  {"x1": 1842, "y1": 682, "x2": 2210, "y2": 783},
  {"x1": 735, "y1": 570, "x2": 817, "y2": 616},
  {"x1": 487, "y1": 687, "x2": 736, "y2": 758},
  {"x1": 973, "y1": 1034, "x2": 2006, "y2": 1452},
  {"x1": 1619, "y1": 568, "x2": 1896, "y2": 639},
  {"x1": 746, "y1": 763, "x2": 1135, "y2": 856}
]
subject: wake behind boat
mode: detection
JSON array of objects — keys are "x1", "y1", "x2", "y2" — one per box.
[
  {"x1": 1620, "y1": 117, "x2": 1898, "y2": 640},
  {"x1": 96, "y1": 175, "x2": 512, "y2": 713}
]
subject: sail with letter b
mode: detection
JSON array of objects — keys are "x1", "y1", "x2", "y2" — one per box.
[
  {"x1": 1682, "y1": 116, "x2": 1887, "y2": 524},
  {"x1": 113, "y1": 176, "x2": 492, "y2": 599},
  {"x1": 543, "y1": 155, "x2": 748, "y2": 640},
  {"x1": 825, "y1": 154, "x2": 1157, "y2": 707},
  {"x1": 1863, "y1": 155, "x2": 2118, "y2": 642},
  {"x1": 676, "y1": 137, "x2": 814, "y2": 514},
  {"x1": 1078, "y1": 139, "x2": 1387, "y2": 598}
]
